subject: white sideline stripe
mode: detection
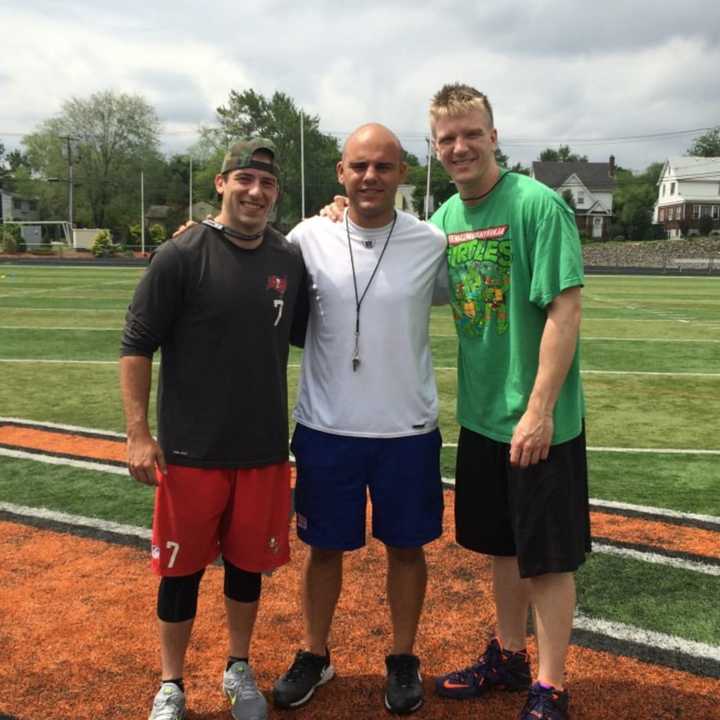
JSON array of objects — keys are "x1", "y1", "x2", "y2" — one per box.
[
  {"x1": 440, "y1": 442, "x2": 720, "y2": 455},
  {"x1": 0, "y1": 447, "x2": 127, "y2": 475},
  {"x1": 0, "y1": 416, "x2": 126, "y2": 437},
  {"x1": 1, "y1": 360, "x2": 718, "y2": 378},
  {"x1": 0, "y1": 325, "x2": 120, "y2": 331},
  {"x1": 589, "y1": 498, "x2": 720, "y2": 527},
  {"x1": 573, "y1": 612, "x2": 720, "y2": 662},
  {"x1": 0, "y1": 501, "x2": 150, "y2": 540},
  {"x1": 592, "y1": 542, "x2": 720, "y2": 577}
]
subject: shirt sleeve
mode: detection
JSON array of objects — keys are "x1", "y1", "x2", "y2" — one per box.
[
  {"x1": 120, "y1": 241, "x2": 185, "y2": 357},
  {"x1": 528, "y1": 196, "x2": 584, "y2": 309}
]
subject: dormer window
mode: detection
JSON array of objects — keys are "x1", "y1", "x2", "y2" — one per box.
[
  {"x1": 577, "y1": 191, "x2": 585, "y2": 206},
  {"x1": 670, "y1": 182, "x2": 676, "y2": 194}
]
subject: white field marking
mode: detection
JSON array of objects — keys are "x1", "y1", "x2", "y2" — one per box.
[
  {"x1": 0, "y1": 447, "x2": 127, "y2": 475},
  {"x1": 592, "y1": 542, "x2": 720, "y2": 577},
  {"x1": 429, "y1": 333, "x2": 720, "y2": 342},
  {"x1": 0, "y1": 416, "x2": 126, "y2": 437},
  {"x1": 0, "y1": 501, "x2": 150, "y2": 541},
  {"x1": 0, "y1": 358, "x2": 121, "y2": 365},
  {"x1": 589, "y1": 498, "x2": 720, "y2": 527},
  {"x1": 441, "y1": 476, "x2": 720, "y2": 523},
  {"x1": 439, "y1": 443, "x2": 720, "y2": 455},
  {"x1": 581, "y1": 370, "x2": 720, "y2": 377},
  {"x1": 0, "y1": 325, "x2": 120, "y2": 331},
  {"x1": 429, "y1": 366, "x2": 720, "y2": 376},
  {"x1": 573, "y1": 612, "x2": 720, "y2": 662}
]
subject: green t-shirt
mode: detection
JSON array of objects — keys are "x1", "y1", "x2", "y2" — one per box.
[{"x1": 430, "y1": 170, "x2": 585, "y2": 444}]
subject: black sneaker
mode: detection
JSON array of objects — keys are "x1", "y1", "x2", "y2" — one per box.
[
  {"x1": 385, "y1": 654, "x2": 423, "y2": 715},
  {"x1": 435, "y1": 637, "x2": 531, "y2": 699},
  {"x1": 272, "y1": 649, "x2": 334, "y2": 709},
  {"x1": 518, "y1": 682, "x2": 569, "y2": 720}
]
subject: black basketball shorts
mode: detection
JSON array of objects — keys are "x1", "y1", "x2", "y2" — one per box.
[{"x1": 454, "y1": 425, "x2": 591, "y2": 578}]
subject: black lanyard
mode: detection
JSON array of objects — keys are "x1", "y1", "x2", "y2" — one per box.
[{"x1": 345, "y1": 211, "x2": 397, "y2": 372}]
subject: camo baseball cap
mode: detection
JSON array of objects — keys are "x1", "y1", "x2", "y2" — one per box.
[{"x1": 220, "y1": 137, "x2": 280, "y2": 177}]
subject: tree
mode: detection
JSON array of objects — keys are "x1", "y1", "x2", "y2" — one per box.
[
  {"x1": 612, "y1": 163, "x2": 663, "y2": 241},
  {"x1": 22, "y1": 91, "x2": 161, "y2": 232},
  {"x1": 209, "y1": 89, "x2": 342, "y2": 229},
  {"x1": 561, "y1": 189, "x2": 576, "y2": 210},
  {"x1": 406, "y1": 158, "x2": 455, "y2": 217},
  {"x1": 538, "y1": 145, "x2": 588, "y2": 162},
  {"x1": 687, "y1": 127, "x2": 720, "y2": 157}
]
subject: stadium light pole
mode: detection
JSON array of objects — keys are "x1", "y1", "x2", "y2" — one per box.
[
  {"x1": 188, "y1": 155, "x2": 193, "y2": 221},
  {"x1": 300, "y1": 111, "x2": 306, "y2": 219},
  {"x1": 424, "y1": 137, "x2": 432, "y2": 220}
]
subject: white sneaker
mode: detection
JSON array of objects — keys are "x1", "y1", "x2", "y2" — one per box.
[
  {"x1": 148, "y1": 682, "x2": 186, "y2": 720},
  {"x1": 223, "y1": 661, "x2": 268, "y2": 720}
]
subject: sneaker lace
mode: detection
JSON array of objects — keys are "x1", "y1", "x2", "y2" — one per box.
[
  {"x1": 392, "y1": 656, "x2": 419, "y2": 687},
  {"x1": 284, "y1": 651, "x2": 318, "y2": 683},
  {"x1": 523, "y1": 685, "x2": 560, "y2": 719},
  {"x1": 452, "y1": 640, "x2": 502, "y2": 683},
  {"x1": 226, "y1": 665, "x2": 260, "y2": 700}
]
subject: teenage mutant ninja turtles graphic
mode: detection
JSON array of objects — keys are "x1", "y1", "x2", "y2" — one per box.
[{"x1": 447, "y1": 228, "x2": 511, "y2": 337}]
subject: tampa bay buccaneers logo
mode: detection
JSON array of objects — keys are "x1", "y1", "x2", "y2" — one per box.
[
  {"x1": 267, "y1": 275, "x2": 287, "y2": 327},
  {"x1": 266, "y1": 275, "x2": 287, "y2": 295}
]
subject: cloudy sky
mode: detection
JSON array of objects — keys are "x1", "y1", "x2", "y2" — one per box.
[{"x1": 2, "y1": 0, "x2": 719, "y2": 171}]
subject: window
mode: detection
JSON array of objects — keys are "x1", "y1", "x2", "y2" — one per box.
[
  {"x1": 701, "y1": 205, "x2": 711, "y2": 218},
  {"x1": 659, "y1": 208, "x2": 665, "y2": 221},
  {"x1": 670, "y1": 208, "x2": 675, "y2": 220},
  {"x1": 577, "y1": 191, "x2": 585, "y2": 206},
  {"x1": 12, "y1": 198, "x2": 22, "y2": 210},
  {"x1": 29, "y1": 200, "x2": 38, "y2": 212},
  {"x1": 662, "y1": 184, "x2": 666, "y2": 196},
  {"x1": 712, "y1": 206, "x2": 719, "y2": 220},
  {"x1": 670, "y1": 182, "x2": 676, "y2": 194},
  {"x1": 692, "y1": 205, "x2": 700, "y2": 219}
]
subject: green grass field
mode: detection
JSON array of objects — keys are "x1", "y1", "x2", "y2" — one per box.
[{"x1": 1, "y1": 265, "x2": 719, "y2": 652}]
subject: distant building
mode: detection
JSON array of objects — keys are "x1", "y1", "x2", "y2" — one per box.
[
  {"x1": 531, "y1": 157, "x2": 617, "y2": 240},
  {"x1": 653, "y1": 157, "x2": 720, "y2": 238},
  {"x1": 0, "y1": 188, "x2": 42, "y2": 244}
]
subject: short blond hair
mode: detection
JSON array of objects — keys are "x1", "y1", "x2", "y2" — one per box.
[{"x1": 429, "y1": 83, "x2": 494, "y2": 131}]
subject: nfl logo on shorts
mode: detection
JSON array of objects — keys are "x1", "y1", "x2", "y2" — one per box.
[
  {"x1": 151, "y1": 544, "x2": 160, "y2": 560},
  {"x1": 296, "y1": 513, "x2": 308, "y2": 530}
]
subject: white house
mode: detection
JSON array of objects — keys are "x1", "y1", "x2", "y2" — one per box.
[
  {"x1": 531, "y1": 158, "x2": 617, "y2": 240},
  {"x1": 653, "y1": 157, "x2": 720, "y2": 238}
]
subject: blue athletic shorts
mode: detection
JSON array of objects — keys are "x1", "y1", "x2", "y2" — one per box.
[{"x1": 291, "y1": 424, "x2": 444, "y2": 550}]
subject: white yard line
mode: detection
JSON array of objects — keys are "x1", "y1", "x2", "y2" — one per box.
[
  {"x1": 0, "y1": 501, "x2": 150, "y2": 540},
  {"x1": 592, "y1": 542, "x2": 720, "y2": 577},
  {"x1": 573, "y1": 612, "x2": 720, "y2": 662},
  {"x1": 0, "y1": 417, "x2": 125, "y2": 436},
  {"x1": 0, "y1": 447, "x2": 127, "y2": 475},
  {"x1": 0, "y1": 325, "x2": 120, "y2": 331},
  {"x1": 429, "y1": 366, "x2": 720, "y2": 376},
  {"x1": 589, "y1": 498, "x2": 720, "y2": 527}
]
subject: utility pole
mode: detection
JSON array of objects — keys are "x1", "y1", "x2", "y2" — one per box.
[
  {"x1": 140, "y1": 171, "x2": 145, "y2": 255},
  {"x1": 58, "y1": 136, "x2": 78, "y2": 227}
]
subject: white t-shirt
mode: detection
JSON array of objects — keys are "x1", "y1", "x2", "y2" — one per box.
[{"x1": 289, "y1": 210, "x2": 448, "y2": 438}]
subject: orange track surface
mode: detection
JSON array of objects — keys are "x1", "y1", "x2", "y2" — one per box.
[
  {"x1": 1, "y1": 513, "x2": 719, "y2": 720},
  {"x1": 2, "y1": 422, "x2": 719, "y2": 718}
]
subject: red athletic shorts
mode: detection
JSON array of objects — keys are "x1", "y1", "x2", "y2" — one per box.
[{"x1": 151, "y1": 462, "x2": 291, "y2": 576}]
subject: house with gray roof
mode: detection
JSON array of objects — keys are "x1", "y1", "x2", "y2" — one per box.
[{"x1": 531, "y1": 157, "x2": 617, "y2": 240}]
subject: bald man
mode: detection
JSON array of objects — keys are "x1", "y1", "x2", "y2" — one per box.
[{"x1": 272, "y1": 124, "x2": 448, "y2": 715}]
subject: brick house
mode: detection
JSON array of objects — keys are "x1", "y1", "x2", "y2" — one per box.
[
  {"x1": 531, "y1": 158, "x2": 617, "y2": 240},
  {"x1": 653, "y1": 157, "x2": 720, "y2": 238}
]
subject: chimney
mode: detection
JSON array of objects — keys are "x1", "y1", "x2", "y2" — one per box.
[{"x1": 609, "y1": 155, "x2": 616, "y2": 178}]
